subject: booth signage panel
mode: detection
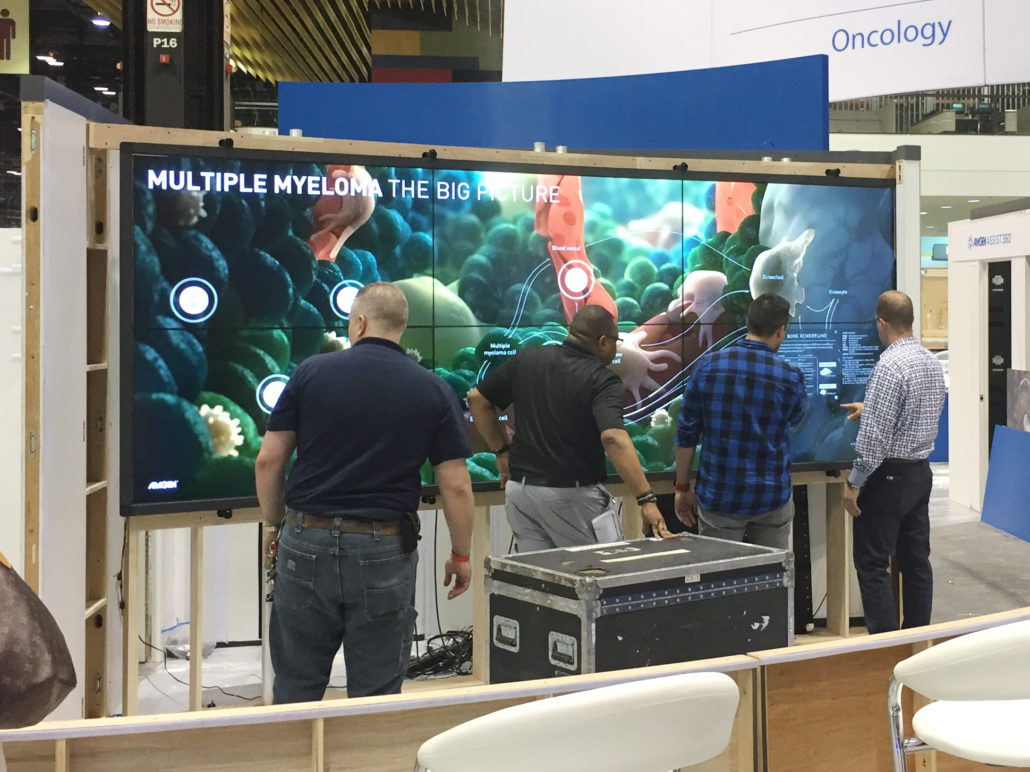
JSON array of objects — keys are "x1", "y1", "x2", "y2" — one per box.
[
  {"x1": 504, "y1": 0, "x2": 1030, "y2": 102},
  {"x1": 948, "y1": 211, "x2": 1030, "y2": 263},
  {"x1": 279, "y1": 55, "x2": 829, "y2": 151},
  {"x1": 710, "y1": 0, "x2": 983, "y2": 101}
]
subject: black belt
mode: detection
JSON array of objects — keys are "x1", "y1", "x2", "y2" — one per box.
[
  {"x1": 283, "y1": 510, "x2": 402, "y2": 534},
  {"x1": 518, "y1": 476, "x2": 595, "y2": 488},
  {"x1": 883, "y1": 458, "x2": 927, "y2": 466}
]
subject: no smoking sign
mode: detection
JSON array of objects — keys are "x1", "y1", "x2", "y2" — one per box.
[{"x1": 147, "y1": 0, "x2": 183, "y2": 32}]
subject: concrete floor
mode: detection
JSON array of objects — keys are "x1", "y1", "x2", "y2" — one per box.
[{"x1": 137, "y1": 462, "x2": 1030, "y2": 713}]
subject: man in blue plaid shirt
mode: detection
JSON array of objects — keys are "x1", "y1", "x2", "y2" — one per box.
[{"x1": 673, "y1": 294, "x2": 807, "y2": 549}]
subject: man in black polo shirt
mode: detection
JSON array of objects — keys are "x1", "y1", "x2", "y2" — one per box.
[
  {"x1": 468, "y1": 305, "x2": 672, "y2": 551},
  {"x1": 256, "y1": 282, "x2": 474, "y2": 704}
]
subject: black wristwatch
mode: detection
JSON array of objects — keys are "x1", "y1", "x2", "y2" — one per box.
[
  {"x1": 635, "y1": 491, "x2": 658, "y2": 506},
  {"x1": 846, "y1": 480, "x2": 860, "y2": 490},
  {"x1": 492, "y1": 443, "x2": 510, "y2": 455}
]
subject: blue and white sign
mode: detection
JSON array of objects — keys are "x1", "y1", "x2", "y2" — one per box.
[
  {"x1": 710, "y1": 0, "x2": 983, "y2": 101},
  {"x1": 948, "y1": 209, "x2": 1030, "y2": 263},
  {"x1": 504, "y1": 0, "x2": 1027, "y2": 102}
]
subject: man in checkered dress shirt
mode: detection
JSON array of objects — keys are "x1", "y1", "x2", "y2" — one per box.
[
  {"x1": 673, "y1": 294, "x2": 807, "y2": 550},
  {"x1": 843, "y1": 290, "x2": 946, "y2": 634}
]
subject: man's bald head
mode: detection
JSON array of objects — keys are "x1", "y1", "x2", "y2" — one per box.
[
  {"x1": 876, "y1": 290, "x2": 914, "y2": 332},
  {"x1": 567, "y1": 305, "x2": 619, "y2": 364},
  {"x1": 349, "y1": 282, "x2": 408, "y2": 342}
]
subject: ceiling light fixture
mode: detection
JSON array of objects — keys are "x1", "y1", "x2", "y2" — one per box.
[
  {"x1": 940, "y1": 205, "x2": 952, "y2": 209},
  {"x1": 101, "y1": 90, "x2": 116, "y2": 96},
  {"x1": 93, "y1": 86, "x2": 107, "y2": 91},
  {"x1": 6, "y1": 170, "x2": 21, "y2": 176},
  {"x1": 919, "y1": 211, "x2": 927, "y2": 215},
  {"x1": 967, "y1": 199, "x2": 980, "y2": 203},
  {"x1": 91, "y1": 15, "x2": 111, "y2": 28}
]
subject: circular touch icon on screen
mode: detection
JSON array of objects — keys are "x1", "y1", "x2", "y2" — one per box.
[
  {"x1": 557, "y1": 260, "x2": 595, "y2": 302},
  {"x1": 169, "y1": 277, "x2": 219, "y2": 324},
  {"x1": 256, "y1": 374, "x2": 290, "y2": 415},
  {"x1": 330, "y1": 280, "x2": 364, "y2": 320}
]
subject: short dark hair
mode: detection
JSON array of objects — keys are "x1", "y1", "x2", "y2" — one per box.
[
  {"x1": 875, "y1": 290, "x2": 914, "y2": 331},
  {"x1": 747, "y1": 294, "x2": 790, "y2": 337},
  {"x1": 569, "y1": 304, "x2": 617, "y2": 340}
]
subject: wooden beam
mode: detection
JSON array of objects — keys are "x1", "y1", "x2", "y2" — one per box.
[
  {"x1": 311, "y1": 718, "x2": 325, "y2": 772},
  {"x1": 54, "y1": 738, "x2": 70, "y2": 772},
  {"x1": 21, "y1": 104, "x2": 42, "y2": 593},
  {"x1": 121, "y1": 518, "x2": 141, "y2": 716},
  {"x1": 470, "y1": 503, "x2": 490, "y2": 682},
  {"x1": 189, "y1": 526, "x2": 205, "y2": 712},
  {"x1": 824, "y1": 481, "x2": 852, "y2": 637},
  {"x1": 86, "y1": 123, "x2": 897, "y2": 182}
]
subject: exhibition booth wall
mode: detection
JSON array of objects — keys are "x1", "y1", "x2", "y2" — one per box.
[{"x1": 18, "y1": 86, "x2": 921, "y2": 722}]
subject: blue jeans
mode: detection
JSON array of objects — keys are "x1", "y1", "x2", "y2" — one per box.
[{"x1": 269, "y1": 521, "x2": 417, "y2": 704}]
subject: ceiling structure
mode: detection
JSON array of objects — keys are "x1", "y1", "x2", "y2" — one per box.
[
  {"x1": 918, "y1": 196, "x2": 1018, "y2": 240},
  {"x1": 84, "y1": 0, "x2": 503, "y2": 84}
]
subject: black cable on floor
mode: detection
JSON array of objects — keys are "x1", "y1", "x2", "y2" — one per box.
[
  {"x1": 406, "y1": 629, "x2": 473, "y2": 679},
  {"x1": 137, "y1": 634, "x2": 260, "y2": 702}
]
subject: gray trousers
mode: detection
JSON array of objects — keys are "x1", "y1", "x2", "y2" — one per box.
[
  {"x1": 697, "y1": 495, "x2": 794, "y2": 551},
  {"x1": 504, "y1": 480, "x2": 621, "y2": 552}
]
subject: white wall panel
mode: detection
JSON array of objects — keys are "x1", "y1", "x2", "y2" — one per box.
[
  {"x1": 37, "y1": 102, "x2": 88, "y2": 720},
  {"x1": 0, "y1": 229, "x2": 24, "y2": 574},
  {"x1": 502, "y1": 0, "x2": 709, "y2": 82}
]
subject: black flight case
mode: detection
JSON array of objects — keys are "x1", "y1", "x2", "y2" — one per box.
[{"x1": 485, "y1": 533, "x2": 794, "y2": 683}]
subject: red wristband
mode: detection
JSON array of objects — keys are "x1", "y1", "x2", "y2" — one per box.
[
  {"x1": 450, "y1": 551, "x2": 470, "y2": 563},
  {"x1": 674, "y1": 482, "x2": 691, "y2": 493}
]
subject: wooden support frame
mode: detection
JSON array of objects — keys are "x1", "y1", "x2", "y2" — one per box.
[
  {"x1": 86, "y1": 122, "x2": 901, "y2": 718},
  {"x1": 4, "y1": 655, "x2": 758, "y2": 772},
  {"x1": 21, "y1": 103, "x2": 43, "y2": 593},
  {"x1": 115, "y1": 477, "x2": 856, "y2": 712},
  {"x1": 7, "y1": 611, "x2": 1030, "y2": 772}
]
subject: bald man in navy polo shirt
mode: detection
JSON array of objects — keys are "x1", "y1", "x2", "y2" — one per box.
[{"x1": 256, "y1": 282, "x2": 474, "y2": 704}]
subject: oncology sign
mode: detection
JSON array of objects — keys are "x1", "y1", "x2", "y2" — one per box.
[
  {"x1": 146, "y1": 0, "x2": 183, "y2": 33},
  {"x1": 711, "y1": 0, "x2": 982, "y2": 101},
  {"x1": 505, "y1": 0, "x2": 1029, "y2": 102}
]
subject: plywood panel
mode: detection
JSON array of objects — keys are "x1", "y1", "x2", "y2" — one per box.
[
  {"x1": 86, "y1": 368, "x2": 107, "y2": 486},
  {"x1": 73, "y1": 722, "x2": 311, "y2": 772},
  {"x1": 85, "y1": 248, "x2": 107, "y2": 366},
  {"x1": 764, "y1": 644, "x2": 913, "y2": 771},
  {"x1": 324, "y1": 699, "x2": 524, "y2": 771}
]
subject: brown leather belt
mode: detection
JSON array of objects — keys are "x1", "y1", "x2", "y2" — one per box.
[{"x1": 283, "y1": 510, "x2": 402, "y2": 535}]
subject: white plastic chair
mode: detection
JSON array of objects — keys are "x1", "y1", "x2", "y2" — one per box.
[
  {"x1": 888, "y1": 619, "x2": 1030, "y2": 770},
  {"x1": 414, "y1": 671, "x2": 739, "y2": 772}
]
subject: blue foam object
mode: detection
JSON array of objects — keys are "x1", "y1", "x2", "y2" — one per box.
[
  {"x1": 981, "y1": 425, "x2": 1030, "y2": 542},
  {"x1": 278, "y1": 55, "x2": 828, "y2": 152}
]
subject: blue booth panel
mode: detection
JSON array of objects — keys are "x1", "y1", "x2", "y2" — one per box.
[{"x1": 279, "y1": 55, "x2": 829, "y2": 152}]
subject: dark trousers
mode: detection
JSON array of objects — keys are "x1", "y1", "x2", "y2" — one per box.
[{"x1": 852, "y1": 460, "x2": 933, "y2": 634}]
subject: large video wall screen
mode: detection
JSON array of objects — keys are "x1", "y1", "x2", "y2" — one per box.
[{"x1": 122, "y1": 145, "x2": 895, "y2": 514}]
